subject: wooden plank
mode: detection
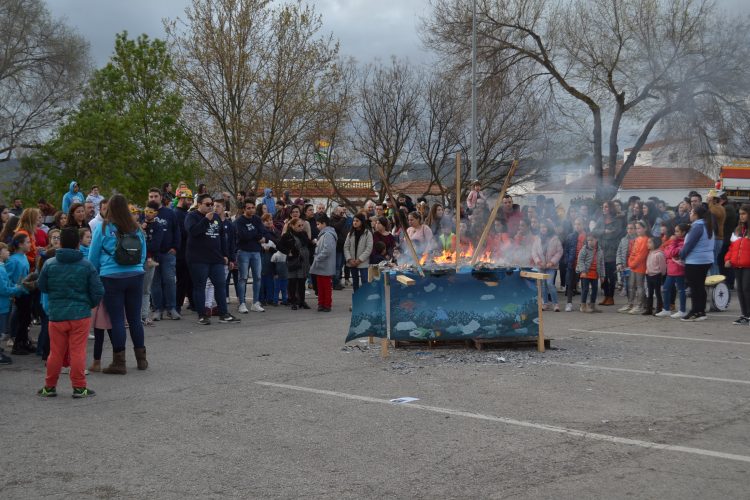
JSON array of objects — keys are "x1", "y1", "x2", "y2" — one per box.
[
  {"x1": 377, "y1": 166, "x2": 424, "y2": 277},
  {"x1": 520, "y1": 271, "x2": 551, "y2": 280},
  {"x1": 536, "y1": 279, "x2": 546, "y2": 353},
  {"x1": 456, "y1": 153, "x2": 462, "y2": 273},
  {"x1": 470, "y1": 160, "x2": 519, "y2": 266},
  {"x1": 396, "y1": 274, "x2": 416, "y2": 286}
]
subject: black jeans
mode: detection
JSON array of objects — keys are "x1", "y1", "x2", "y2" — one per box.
[
  {"x1": 288, "y1": 278, "x2": 307, "y2": 306},
  {"x1": 646, "y1": 274, "x2": 664, "y2": 312},
  {"x1": 175, "y1": 258, "x2": 194, "y2": 312},
  {"x1": 602, "y1": 261, "x2": 617, "y2": 297},
  {"x1": 735, "y1": 268, "x2": 750, "y2": 317},
  {"x1": 685, "y1": 263, "x2": 711, "y2": 314}
]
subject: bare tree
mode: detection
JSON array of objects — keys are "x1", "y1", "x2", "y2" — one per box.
[
  {"x1": 166, "y1": 0, "x2": 338, "y2": 194},
  {"x1": 0, "y1": 0, "x2": 89, "y2": 160},
  {"x1": 353, "y1": 58, "x2": 422, "y2": 201},
  {"x1": 424, "y1": 0, "x2": 750, "y2": 197}
]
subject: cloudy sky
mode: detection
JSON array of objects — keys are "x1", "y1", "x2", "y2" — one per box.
[{"x1": 46, "y1": 0, "x2": 750, "y2": 67}]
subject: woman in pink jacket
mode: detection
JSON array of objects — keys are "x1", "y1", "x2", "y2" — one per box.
[
  {"x1": 655, "y1": 223, "x2": 688, "y2": 318},
  {"x1": 532, "y1": 220, "x2": 564, "y2": 311}
]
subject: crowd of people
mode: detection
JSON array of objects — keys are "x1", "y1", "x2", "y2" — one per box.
[{"x1": 0, "y1": 179, "x2": 748, "y2": 397}]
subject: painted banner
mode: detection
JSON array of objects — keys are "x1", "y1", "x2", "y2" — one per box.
[{"x1": 346, "y1": 268, "x2": 540, "y2": 343}]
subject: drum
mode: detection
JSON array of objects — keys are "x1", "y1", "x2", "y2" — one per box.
[{"x1": 708, "y1": 280, "x2": 730, "y2": 312}]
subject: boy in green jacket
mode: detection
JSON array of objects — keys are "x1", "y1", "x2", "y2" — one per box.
[{"x1": 37, "y1": 227, "x2": 104, "y2": 398}]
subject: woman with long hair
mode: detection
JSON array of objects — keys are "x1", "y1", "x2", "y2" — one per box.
[
  {"x1": 679, "y1": 204, "x2": 714, "y2": 321},
  {"x1": 372, "y1": 216, "x2": 396, "y2": 261},
  {"x1": 278, "y1": 217, "x2": 313, "y2": 310},
  {"x1": 0, "y1": 205, "x2": 8, "y2": 234},
  {"x1": 66, "y1": 202, "x2": 87, "y2": 230},
  {"x1": 532, "y1": 220, "x2": 564, "y2": 311},
  {"x1": 0, "y1": 215, "x2": 19, "y2": 244},
  {"x1": 593, "y1": 201, "x2": 625, "y2": 306},
  {"x1": 406, "y1": 211, "x2": 433, "y2": 256},
  {"x1": 343, "y1": 213, "x2": 373, "y2": 292},
  {"x1": 725, "y1": 204, "x2": 750, "y2": 324},
  {"x1": 50, "y1": 211, "x2": 68, "y2": 230},
  {"x1": 15, "y1": 208, "x2": 41, "y2": 271},
  {"x1": 88, "y1": 194, "x2": 147, "y2": 373}
]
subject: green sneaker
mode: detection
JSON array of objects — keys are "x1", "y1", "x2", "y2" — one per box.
[
  {"x1": 37, "y1": 386, "x2": 57, "y2": 397},
  {"x1": 72, "y1": 387, "x2": 96, "y2": 399}
]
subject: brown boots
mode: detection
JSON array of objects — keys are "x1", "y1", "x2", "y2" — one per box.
[
  {"x1": 134, "y1": 347, "x2": 148, "y2": 370},
  {"x1": 102, "y1": 351, "x2": 127, "y2": 375},
  {"x1": 598, "y1": 296, "x2": 615, "y2": 306},
  {"x1": 89, "y1": 360, "x2": 101, "y2": 372}
]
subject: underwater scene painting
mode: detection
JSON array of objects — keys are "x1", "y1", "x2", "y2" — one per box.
[{"x1": 346, "y1": 269, "x2": 540, "y2": 343}]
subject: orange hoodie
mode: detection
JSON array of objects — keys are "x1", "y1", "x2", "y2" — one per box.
[{"x1": 627, "y1": 235, "x2": 649, "y2": 274}]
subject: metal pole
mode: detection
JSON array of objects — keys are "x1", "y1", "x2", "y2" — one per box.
[{"x1": 471, "y1": 0, "x2": 478, "y2": 181}]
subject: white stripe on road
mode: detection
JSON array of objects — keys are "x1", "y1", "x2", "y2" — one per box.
[
  {"x1": 547, "y1": 361, "x2": 750, "y2": 386},
  {"x1": 569, "y1": 328, "x2": 750, "y2": 346},
  {"x1": 256, "y1": 381, "x2": 750, "y2": 464}
]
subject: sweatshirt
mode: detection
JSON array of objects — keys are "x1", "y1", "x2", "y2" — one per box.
[
  {"x1": 89, "y1": 222, "x2": 147, "y2": 277},
  {"x1": 61, "y1": 181, "x2": 85, "y2": 214},
  {"x1": 234, "y1": 214, "x2": 264, "y2": 253},
  {"x1": 156, "y1": 206, "x2": 181, "y2": 254},
  {"x1": 679, "y1": 219, "x2": 714, "y2": 265},
  {"x1": 616, "y1": 234, "x2": 633, "y2": 268},
  {"x1": 0, "y1": 262, "x2": 27, "y2": 314},
  {"x1": 646, "y1": 249, "x2": 667, "y2": 276},
  {"x1": 663, "y1": 237, "x2": 686, "y2": 276},
  {"x1": 6, "y1": 252, "x2": 29, "y2": 286},
  {"x1": 143, "y1": 218, "x2": 164, "y2": 258},
  {"x1": 184, "y1": 210, "x2": 226, "y2": 264},
  {"x1": 627, "y1": 236, "x2": 649, "y2": 274}
]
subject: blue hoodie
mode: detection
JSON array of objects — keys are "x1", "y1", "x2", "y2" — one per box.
[
  {"x1": 262, "y1": 188, "x2": 276, "y2": 216},
  {"x1": 156, "y1": 206, "x2": 181, "y2": 254},
  {"x1": 679, "y1": 219, "x2": 714, "y2": 265},
  {"x1": 0, "y1": 262, "x2": 27, "y2": 314},
  {"x1": 62, "y1": 180, "x2": 85, "y2": 214},
  {"x1": 184, "y1": 210, "x2": 227, "y2": 264},
  {"x1": 88, "y1": 222, "x2": 147, "y2": 277},
  {"x1": 6, "y1": 252, "x2": 29, "y2": 285}
]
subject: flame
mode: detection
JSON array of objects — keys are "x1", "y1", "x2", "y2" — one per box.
[{"x1": 429, "y1": 241, "x2": 494, "y2": 266}]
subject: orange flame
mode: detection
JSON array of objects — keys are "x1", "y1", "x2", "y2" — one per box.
[{"x1": 429, "y1": 241, "x2": 494, "y2": 266}]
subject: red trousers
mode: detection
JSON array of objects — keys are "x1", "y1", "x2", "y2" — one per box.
[
  {"x1": 45, "y1": 318, "x2": 91, "y2": 389},
  {"x1": 316, "y1": 275, "x2": 332, "y2": 309}
]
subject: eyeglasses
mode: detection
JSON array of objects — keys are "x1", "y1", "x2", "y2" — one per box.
[{"x1": 50, "y1": 236, "x2": 60, "y2": 241}]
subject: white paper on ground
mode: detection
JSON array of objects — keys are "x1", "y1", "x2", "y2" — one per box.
[{"x1": 389, "y1": 397, "x2": 419, "y2": 404}]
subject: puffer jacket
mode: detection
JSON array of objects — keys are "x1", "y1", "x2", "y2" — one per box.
[
  {"x1": 563, "y1": 231, "x2": 586, "y2": 269},
  {"x1": 576, "y1": 244, "x2": 605, "y2": 276},
  {"x1": 725, "y1": 230, "x2": 750, "y2": 269},
  {"x1": 662, "y1": 237, "x2": 686, "y2": 277},
  {"x1": 531, "y1": 235, "x2": 563, "y2": 269},
  {"x1": 679, "y1": 219, "x2": 714, "y2": 265},
  {"x1": 37, "y1": 248, "x2": 104, "y2": 321}
]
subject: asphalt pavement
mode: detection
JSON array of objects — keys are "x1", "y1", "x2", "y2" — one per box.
[{"x1": 2, "y1": 286, "x2": 750, "y2": 499}]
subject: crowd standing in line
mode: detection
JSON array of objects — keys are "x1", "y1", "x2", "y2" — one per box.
[{"x1": 0, "y1": 179, "x2": 747, "y2": 396}]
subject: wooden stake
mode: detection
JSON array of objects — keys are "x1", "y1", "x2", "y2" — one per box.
[
  {"x1": 382, "y1": 272, "x2": 392, "y2": 358},
  {"x1": 455, "y1": 153, "x2": 462, "y2": 273},
  {"x1": 471, "y1": 160, "x2": 519, "y2": 266},
  {"x1": 377, "y1": 167, "x2": 425, "y2": 277},
  {"x1": 536, "y1": 278, "x2": 545, "y2": 353}
]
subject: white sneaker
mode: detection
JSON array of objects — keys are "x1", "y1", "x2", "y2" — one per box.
[
  {"x1": 654, "y1": 310, "x2": 672, "y2": 317},
  {"x1": 88, "y1": 334, "x2": 95, "y2": 340},
  {"x1": 238, "y1": 303, "x2": 249, "y2": 314},
  {"x1": 564, "y1": 303, "x2": 573, "y2": 312},
  {"x1": 251, "y1": 302, "x2": 265, "y2": 312},
  {"x1": 670, "y1": 310, "x2": 687, "y2": 319},
  {"x1": 617, "y1": 305, "x2": 632, "y2": 313},
  {"x1": 628, "y1": 306, "x2": 642, "y2": 315}
]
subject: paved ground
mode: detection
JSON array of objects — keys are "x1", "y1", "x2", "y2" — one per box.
[{"x1": 2, "y1": 286, "x2": 750, "y2": 499}]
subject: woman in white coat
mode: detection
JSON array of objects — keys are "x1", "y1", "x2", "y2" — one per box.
[{"x1": 343, "y1": 213, "x2": 373, "y2": 292}]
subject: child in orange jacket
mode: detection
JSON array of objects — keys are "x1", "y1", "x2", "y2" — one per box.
[{"x1": 623, "y1": 221, "x2": 649, "y2": 314}]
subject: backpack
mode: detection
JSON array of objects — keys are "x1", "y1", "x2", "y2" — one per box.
[{"x1": 104, "y1": 224, "x2": 142, "y2": 266}]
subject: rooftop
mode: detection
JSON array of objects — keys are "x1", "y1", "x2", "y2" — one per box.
[{"x1": 537, "y1": 165, "x2": 715, "y2": 192}]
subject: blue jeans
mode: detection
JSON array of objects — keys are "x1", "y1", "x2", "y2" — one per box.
[
  {"x1": 662, "y1": 275, "x2": 686, "y2": 312},
  {"x1": 350, "y1": 267, "x2": 369, "y2": 292},
  {"x1": 580, "y1": 277, "x2": 598, "y2": 304},
  {"x1": 151, "y1": 252, "x2": 177, "y2": 311},
  {"x1": 236, "y1": 250, "x2": 261, "y2": 305},
  {"x1": 103, "y1": 275, "x2": 145, "y2": 352},
  {"x1": 334, "y1": 252, "x2": 344, "y2": 286},
  {"x1": 541, "y1": 269, "x2": 558, "y2": 305},
  {"x1": 190, "y1": 262, "x2": 228, "y2": 316},
  {"x1": 710, "y1": 239, "x2": 723, "y2": 275}
]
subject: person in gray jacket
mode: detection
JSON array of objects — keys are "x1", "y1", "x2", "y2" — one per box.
[
  {"x1": 343, "y1": 213, "x2": 373, "y2": 292},
  {"x1": 309, "y1": 213, "x2": 337, "y2": 312}
]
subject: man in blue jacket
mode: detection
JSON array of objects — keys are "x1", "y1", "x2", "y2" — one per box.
[
  {"x1": 147, "y1": 188, "x2": 181, "y2": 321},
  {"x1": 234, "y1": 198, "x2": 265, "y2": 314},
  {"x1": 185, "y1": 194, "x2": 240, "y2": 326},
  {"x1": 61, "y1": 181, "x2": 85, "y2": 214}
]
